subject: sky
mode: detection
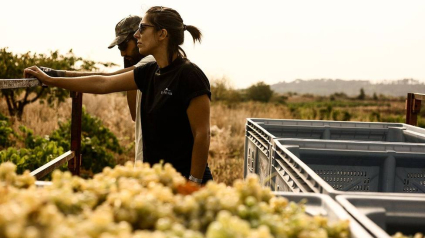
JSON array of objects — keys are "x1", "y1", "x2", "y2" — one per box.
[{"x1": 1, "y1": 0, "x2": 425, "y2": 89}]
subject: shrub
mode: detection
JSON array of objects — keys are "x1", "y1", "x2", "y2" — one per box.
[
  {"x1": 50, "y1": 108, "x2": 122, "y2": 175},
  {"x1": 246, "y1": 81, "x2": 274, "y2": 103},
  {"x1": 0, "y1": 126, "x2": 65, "y2": 175},
  {"x1": 0, "y1": 109, "x2": 121, "y2": 177},
  {"x1": 0, "y1": 113, "x2": 18, "y2": 149}
]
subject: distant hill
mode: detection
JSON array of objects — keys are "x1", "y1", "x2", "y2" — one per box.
[{"x1": 271, "y1": 79, "x2": 425, "y2": 97}]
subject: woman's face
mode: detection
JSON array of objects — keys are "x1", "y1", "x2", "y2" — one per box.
[{"x1": 134, "y1": 16, "x2": 158, "y2": 56}]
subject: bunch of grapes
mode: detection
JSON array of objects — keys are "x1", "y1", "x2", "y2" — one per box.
[
  {"x1": 393, "y1": 232, "x2": 424, "y2": 238},
  {"x1": 0, "y1": 162, "x2": 35, "y2": 188},
  {"x1": 0, "y1": 161, "x2": 350, "y2": 238}
]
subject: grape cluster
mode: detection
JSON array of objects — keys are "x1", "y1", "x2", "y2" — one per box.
[
  {"x1": 393, "y1": 232, "x2": 424, "y2": 238},
  {"x1": 0, "y1": 161, "x2": 350, "y2": 238},
  {"x1": 0, "y1": 162, "x2": 35, "y2": 188}
]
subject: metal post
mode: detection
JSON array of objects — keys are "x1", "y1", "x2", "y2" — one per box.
[
  {"x1": 69, "y1": 91, "x2": 83, "y2": 176},
  {"x1": 406, "y1": 93, "x2": 421, "y2": 126}
]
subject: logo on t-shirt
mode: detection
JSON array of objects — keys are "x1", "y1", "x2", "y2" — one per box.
[{"x1": 161, "y1": 88, "x2": 173, "y2": 96}]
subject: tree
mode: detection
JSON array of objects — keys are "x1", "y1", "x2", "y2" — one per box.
[
  {"x1": 210, "y1": 77, "x2": 242, "y2": 104},
  {"x1": 246, "y1": 81, "x2": 274, "y2": 102},
  {"x1": 373, "y1": 92, "x2": 378, "y2": 100},
  {"x1": 0, "y1": 48, "x2": 116, "y2": 120},
  {"x1": 210, "y1": 77, "x2": 231, "y2": 101},
  {"x1": 357, "y1": 88, "x2": 366, "y2": 100}
]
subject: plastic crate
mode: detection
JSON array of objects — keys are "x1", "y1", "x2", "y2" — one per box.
[
  {"x1": 271, "y1": 139, "x2": 425, "y2": 196},
  {"x1": 244, "y1": 131, "x2": 271, "y2": 187},
  {"x1": 244, "y1": 118, "x2": 425, "y2": 189},
  {"x1": 274, "y1": 192, "x2": 372, "y2": 238},
  {"x1": 336, "y1": 195, "x2": 425, "y2": 238},
  {"x1": 246, "y1": 118, "x2": 425, "y2": 144}
]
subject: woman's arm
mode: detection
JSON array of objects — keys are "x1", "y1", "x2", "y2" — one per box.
[
  {"x1": 35, "y1": 65, "x2": 139, "y2": 120},
  {"x1": 24, "y1": 66, "x2": 138, "y2": 94},
  {"x1": 187, "y1": 94, "x2": 211, "y2": 183}
]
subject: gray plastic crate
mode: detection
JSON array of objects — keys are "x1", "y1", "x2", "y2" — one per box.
[
  {"x1": 271, "y1": 139, "x2": 425, "y2": 196},
  {"x1": 247, "y1": 118, "x2": 425, "y2": 144},
  {"x1": 336, "y1": 195, "x2": 425, "y2": 238},
  {"x1": 274, "y1": 192, "x2": 372, "y2": 238},
  {"x1": 244, "y1": 125, "x2": 272, "y2": 187},
  {"x1": 244, "y1": 118, "x2": 425, "y2": 189}
]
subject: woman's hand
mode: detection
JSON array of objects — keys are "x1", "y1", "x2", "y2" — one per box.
[{"x1": 23, "y1": 66, "x2": 51, "y2": 85}]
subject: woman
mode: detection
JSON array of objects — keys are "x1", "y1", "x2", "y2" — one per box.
[{"x1": 24, "y1": 6, "x2": 213, "y2": 185}]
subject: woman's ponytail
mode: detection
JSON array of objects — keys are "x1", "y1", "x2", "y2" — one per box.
[{"x1": 185, "y1": 25, "x2": 202, "y2": 44}]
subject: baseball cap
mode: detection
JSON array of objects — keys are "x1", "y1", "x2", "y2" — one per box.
[{"x1": 108, "y1": 15, "x2": 142, "y2": 49}]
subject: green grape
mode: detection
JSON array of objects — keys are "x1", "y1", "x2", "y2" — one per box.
[
  {"x1": 155, "y1": 217, "x2": 172, "y2": 231},
  {"x1": 237, "y1": 204, "x2": 249, "y2": 219},
  {"x1": 245, "y1": 196, "x2": 257, "y2": 207}
]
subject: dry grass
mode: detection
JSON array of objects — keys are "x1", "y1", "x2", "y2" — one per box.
[
  {"x1": 1, "y1": 94, "x2": 408, "y2": 185},
  {"x1": 209, "y1": 102, "x2": 292, "y2": 184}
]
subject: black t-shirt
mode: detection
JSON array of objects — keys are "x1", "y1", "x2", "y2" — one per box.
[{"x1": 133, "y1": 57, "x2": 211, "y2": 176}]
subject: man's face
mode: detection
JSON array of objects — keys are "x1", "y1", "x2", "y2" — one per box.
[{"x1": 119, "y1": 38, "x2": 143, "y2": 67}]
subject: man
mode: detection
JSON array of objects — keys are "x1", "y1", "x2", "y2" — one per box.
[
  {"x1": 107, "y1": 15, "x2": 154, "y2": 162},
  {"x1": 40, "y1": 15, "x2": 154, "y2": 162}
]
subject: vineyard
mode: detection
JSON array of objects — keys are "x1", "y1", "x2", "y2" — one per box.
[
  {"x1": 1, "y1": 49, "x2": 425, "y2": 237},
  {"x1": 1, "y1": 91, "x2": 419, "y2": 184}
]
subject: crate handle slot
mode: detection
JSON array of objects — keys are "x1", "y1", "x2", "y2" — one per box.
[{"x1": 275, "y1": 150, "x2": 320, "y2": 193}]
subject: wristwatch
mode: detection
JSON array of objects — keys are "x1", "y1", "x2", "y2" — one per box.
[{"x1": 189, "y1": 175, "x2": 202, "y2": 184}]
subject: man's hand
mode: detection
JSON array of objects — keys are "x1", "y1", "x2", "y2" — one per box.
[{"x1": 38, "y1": 66, "x2": 66, "y2": 77}]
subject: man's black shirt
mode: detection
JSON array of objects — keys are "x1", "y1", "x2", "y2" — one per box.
[{"x1": 133, "y1": 57, "x2": 211, "y2": 176}]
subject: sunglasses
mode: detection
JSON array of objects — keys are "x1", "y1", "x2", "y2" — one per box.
[
  {"x1": 118, "y1": 38, "x2": 130, "y2": 51},
  {"x1": 138, "y1": 23, "x2": 155, "y2": 33}
]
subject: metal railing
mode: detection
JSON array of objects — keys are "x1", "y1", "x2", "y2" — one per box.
[
  {"x1": 405, "y1": 93, "x2": 425, "y2": 126},
  {"x1": 0, "y1": 78, "x2": 82, "y2": 179}
]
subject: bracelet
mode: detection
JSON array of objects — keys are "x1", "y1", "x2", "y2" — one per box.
[{"x1": 189, "y1": 175, "x2": 202, "y2": 184}]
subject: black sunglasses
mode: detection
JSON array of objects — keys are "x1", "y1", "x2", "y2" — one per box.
[
  {"x1": 117, "y1": 38, "x2": 130, "y2": 51},
  {"x1": 138, "y1": 23, "x2": 155, "y2": 33}
]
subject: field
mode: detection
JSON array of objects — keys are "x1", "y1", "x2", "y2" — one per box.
[{"x1": 1, "y1": 92, "x2": 420, "y2": 185}]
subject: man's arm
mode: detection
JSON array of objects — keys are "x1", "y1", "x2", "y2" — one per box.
[
  {"x1": 125, "y1": 56, "x2": 156, "y2": 121},
  {"x1": 66, "y1": 67, "x2": 139, "y2": 121},
  {"x1": 127, "y1": 90, "x2": 137, "y2": 121},
  {"x1": 64, "y1": 66, "x2": 136, "y2": 77},
  {"x1": 39, "y1": 65, "x2": 136, "y2": 77},
  {"x1": 41, "y1": 66, "x2": 139, "y2": 120},
  {"x1": 39, "y1": 55, "x2": 155, "y2": 120}
]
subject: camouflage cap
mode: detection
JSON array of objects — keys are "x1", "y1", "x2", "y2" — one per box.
[{"x1": 108, "y1": 15, "x2": 142, "y2": 49}]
